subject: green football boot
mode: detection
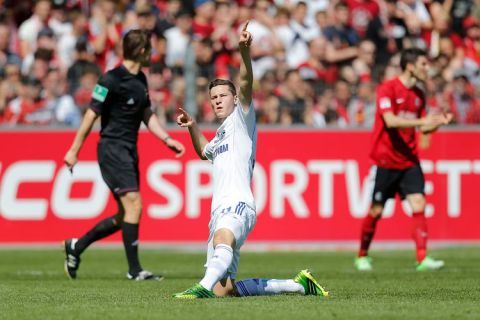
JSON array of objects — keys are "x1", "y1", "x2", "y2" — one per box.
[
  {"x1": 294, "y1": 269, "x2": 329, "y2": 297},
  {"x1": 173, "y1": 283, "x2": 215, "y2": 299},
  {"x1": 416, "y1": 256, "x2": 445, "y2": 271},
  {"x1": 354, "y1": 256, "x2": 373, "y2": 271}
]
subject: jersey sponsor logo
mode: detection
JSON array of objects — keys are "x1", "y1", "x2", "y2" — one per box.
[
  {"x1": 379, "y1": 97, "x2": 391, "y2": 109},
  {"x1": 92, "y1": 84, "x2": 109, "y2": 102},
  {"x1": 214, "y1": 143, "x2": 229, "y2": 157},
  {"x1": 395, "y1": 98, "x2": 405, "y2": 104}
]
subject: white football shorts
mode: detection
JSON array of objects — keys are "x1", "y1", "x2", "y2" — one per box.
[{"x1": 204, "y1": 201, "x2": 257, "y2": 279}]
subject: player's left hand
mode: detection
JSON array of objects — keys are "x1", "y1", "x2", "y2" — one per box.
[
  {"x1": 239, "y1": 20, "x2": 252, "y2": 48},
  {"x1": 165, "y1": 138, "x2": 185, "y2": 158}
]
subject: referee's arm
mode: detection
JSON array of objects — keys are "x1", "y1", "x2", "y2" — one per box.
[
  {"x1": 64, "y1": 108, "x2": 99, "y2": 171},
  {"x1": 143, "y1": 108, "x2": 186, "y2": 157}
]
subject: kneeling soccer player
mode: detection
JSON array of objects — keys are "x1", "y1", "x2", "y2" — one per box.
[{"x1": 173, "y1": 22, "x2": 328, "y2": 299}]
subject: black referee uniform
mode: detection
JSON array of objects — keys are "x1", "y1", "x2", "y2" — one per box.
[{"x1": 90, "y1": 65, "x2": 153, "y2": 196}]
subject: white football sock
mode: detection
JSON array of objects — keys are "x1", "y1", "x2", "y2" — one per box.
[
  {"x1": 199, "y1": 244, "x2": 233, "y2": 291},
  {"x1": 235, "y1": 279, "x2": 304, "y2": 296},
  {"x1": 264, "y1": 279, "x2": 304, "y2": 295}
]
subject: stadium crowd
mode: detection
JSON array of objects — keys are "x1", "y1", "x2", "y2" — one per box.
[{"x1": 0, "y1": 0, "x2": 480, "y2": 128}]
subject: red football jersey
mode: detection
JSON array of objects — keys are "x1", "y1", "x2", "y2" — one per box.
[{"x1": 370, "y1": 77, "x2": 426, "y2": 169}]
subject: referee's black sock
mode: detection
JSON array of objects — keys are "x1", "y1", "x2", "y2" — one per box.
[
  {"x1": 122, "y1": 222, "x2": 142, "y2": 275},
  {"x1": 76, "y1": 215, "x2": 121, "y2": 254}
]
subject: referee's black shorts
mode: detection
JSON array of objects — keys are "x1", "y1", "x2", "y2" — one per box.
[
  {"x1": 371, "y1": 164, "x2": 425, "y2": 205},
  {"x1": 97, "y1": 138, "x2": 140, "y2": 196}
]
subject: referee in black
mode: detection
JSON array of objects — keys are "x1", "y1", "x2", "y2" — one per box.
[{"x1": 63, "y1": 29, "x2": 185, "y2": 280}]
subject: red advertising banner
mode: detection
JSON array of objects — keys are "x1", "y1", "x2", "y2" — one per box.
[{"x1": 0, "y1": 130, "x2": 478, "y2": 243}]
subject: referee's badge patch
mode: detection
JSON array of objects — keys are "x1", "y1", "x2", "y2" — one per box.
[{"x1": 92, "y1": 84, "x2": 109, "y2": 102}]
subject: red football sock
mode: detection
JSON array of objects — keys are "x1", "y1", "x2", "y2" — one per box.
[
  {"x1": 412, "y1": 211, "x2": 428, "y2": 262},
  {"x1": 358, "y1": 214, "x2": 380, "y2": 257}
]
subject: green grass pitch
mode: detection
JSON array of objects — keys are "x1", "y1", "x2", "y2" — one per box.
[{"x1": 0, "y1": 247, "x2": 479, "y2": 320}]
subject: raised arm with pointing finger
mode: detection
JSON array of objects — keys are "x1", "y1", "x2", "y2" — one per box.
[{"x1": 238, "y1": 21, "x2": 253, "y2": 111}]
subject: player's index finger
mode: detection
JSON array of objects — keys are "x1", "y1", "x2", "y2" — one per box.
[{"x1": 242, "y1": 20, "x2": 249, "y2": 32}]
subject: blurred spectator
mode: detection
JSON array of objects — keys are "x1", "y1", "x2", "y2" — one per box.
[
  {"x1": 88, "y1": 0, "x2": 122, "y2": 71},
  {"x1": 382, "y1": 53, "x2": 402, "y2": 81},
  {"x1": 277, "y1": 69, "x2": 310, "y2": 124},
  {"x1": 192, "y1": 0, "x2": 215, "y2": 39},
  {"x1": 344, "y1": 0, "x2": 380, "y2": 38},
  {"x1": 134, "y1": 3, "x2": 159, "y2": 33},
  {"x1": 323, "y1": 1, "x2": 360, "y2": 65},
  {"x1": 3, "y1": 77, "x2": 45, "y2": 125},
  {"x1": 210, "y1": 0, "x2": 237, "y2": 78},
  {"x1": 435, "y1": 0, "x2": 474, "y2": 36},
  {"x1": 165, "y1": 8, "x2": 193, "y2": 71},
  {"x1": 463, "y1": 16, "x2": 480, "y2": 66},
  {"x1": 396, "y1": 0, "x2": 432, "y2": 37},
  {"x1": 422, "y1": 9, "x2": 462, "y2": 59},
  {"x1": 247, "y1": 0, "x2": 284, "y2": 79},
  {"x1": 148, "y1": 62, "x2": 172, "y2": 125},
  {"x1": 313, "y1": 6, "x2": 329, "y2": 31},
  {"x1": 352, "y1": 39, "x2": 376, "y2": 81},
  {"x1": 49, "y1": 0, "x2": 71, "y2": 38},
  {"x1": 42, "y1": 67, "x2": 80, "y2": 126},
  {"x1": 446, "y1": 70, "x2": 480, "y2": 124},
  {"x1": 73, "y1": 68, "x2": 99, "y2": 113},
  {"x1": 326, "y1": 80, "x2": 350, "y2": 127},
  {"x1": 151, "y1": 33, "x2": 167, "y2": 65},
  {"x1": 156, "y1": 0, "x2": 181, "y2": 36},
  {"x1": 57, "y1": 9, "x2": 89, "y2": 70},
  {"x1": 18, "y1": 0, "x2": 51, "y2": 58},
  {"x1": 0, "y1": 22, "x2": 21, "y2": 76},
  {"x1": 348, "y1": 80, "x2": 375, "y2": 127},
  {"x1": 0, "y1": 63, "x2": 22, "y2": 122},
  {"x1": 194, "y1": 37, "x2": 214, "y2": 81},
  {"x1": 29, "y1": 48, "x2": 54, "y2": 81},
  {"x1": 284, "y1": 1, "x2": 320, "y2": 68},
  {"x1": 253, "y1": 70, "x2": 276, "y2": 108},
  {"x1": 257, "y1": 95, "x2": 280, "y2": 124},
  {"x1": 297, "y1": 36, "x2": 338, "y2": 91},
  {"x1": 366, "y1": 0, "x2": 408, "y2": 66},
  {"x1": 22, "y1": 27, "x2": 58, "y2": 76},
  {"x1": 66, "y1": 39, "x2": 101, "y2": 95}
]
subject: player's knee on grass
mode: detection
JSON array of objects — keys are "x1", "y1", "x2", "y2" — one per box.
[
  {"x1": 406, "y1": 193, "x2": 426, "y2": 212},
  {"x1": 213, "y1": 278, "x2": 236, "y2": 297},
  {"x1": 213, "y1": 228, "x2": 236, "y2": 248}
]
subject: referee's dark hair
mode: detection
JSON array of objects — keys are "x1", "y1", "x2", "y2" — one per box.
[
  {"x1": 123, "y1": 29, "x2": 152, "y2": 61},
  {"x1": 400, "y1": 48, "x2": 427, "y2": 71},
  {"x1": 208, "y1": 79, "x2": 237, "y2": 96}
]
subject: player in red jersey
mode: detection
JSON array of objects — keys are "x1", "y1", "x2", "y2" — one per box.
[{"x1": 355, "y1": 48, "x2": 452, "y2": 272}]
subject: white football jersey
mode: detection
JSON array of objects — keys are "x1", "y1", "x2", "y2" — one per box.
[{"x1": 203, "y1": 102, "x2": 257, "y2": 212}]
